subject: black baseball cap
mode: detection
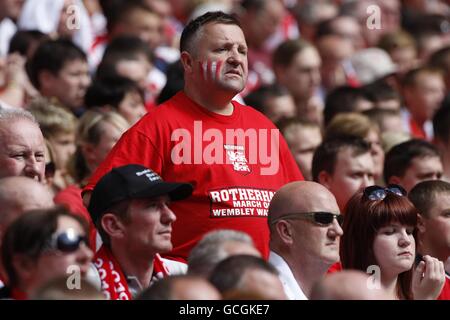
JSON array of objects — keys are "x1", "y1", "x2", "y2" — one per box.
[{"x1": 88, "y1": 164, "x2": 193, "y2": 223}]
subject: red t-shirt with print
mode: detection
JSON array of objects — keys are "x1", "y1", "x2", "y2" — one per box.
[{"x1": 84, "y1": 91, "x2": 303, "y2": 262}]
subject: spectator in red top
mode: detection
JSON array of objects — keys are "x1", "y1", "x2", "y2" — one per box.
[
  {"x1": 83, "y1": 11, "x2": 303, "y2": 263},
  {"x1": 409, "y1": 180, "x2": 450, "y2": 300},
  {"x1": 401, "y1": 67, "x2": 445, "y2": 140}
]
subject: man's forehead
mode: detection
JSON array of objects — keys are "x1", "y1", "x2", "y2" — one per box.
[
  {"x1": 131, "y1": 195, "x2": 170, "y2": 204},
  {"x1": 290, "y1": 190, "x2": 339, "y2": 213},
  {"x1": 202, "y1": 23, "x2": 246, "y2": 41},
  {"x1": 410, "y1": 156, "x2": 442, "y2": 170},
  {"x1": 337, "y1": 148, "x2": 372, "y2": 167}
]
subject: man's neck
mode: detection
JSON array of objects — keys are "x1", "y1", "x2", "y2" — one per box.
[
  {"x1": 184, "y1": 86, "x2": 235, "y2": 116},
  {"x1": 284, "y1": 253, "x2": 330, "y2": 298},
  {"x1": 111, "y1": 245, "x2": 155, "y2": 290},
  {"x1": 294, "y1": 98, "x2": 309, "y2": 116},
  {"x1": 419, "y1": 241, "x2": 447, "y2": 263}
]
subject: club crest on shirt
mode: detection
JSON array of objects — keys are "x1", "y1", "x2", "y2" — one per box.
[{"x1": 224, "y1": 144, "x2": 251, "y2": 174}]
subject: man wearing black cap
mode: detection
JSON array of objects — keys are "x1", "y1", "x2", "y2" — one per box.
[{"x1": 88, "y1": 164, "x2": 193, "y2": 300}]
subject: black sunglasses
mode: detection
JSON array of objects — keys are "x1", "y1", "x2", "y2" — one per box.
[
  {"x1": 271, "y1": 211, "x2": 343, "y2": 227},
  {"x1": 363, "y1": 184, "x2": 407, "y2": 201},
  {"x1": 45, "y1": 229, "x2": 88, "y2": 253}
]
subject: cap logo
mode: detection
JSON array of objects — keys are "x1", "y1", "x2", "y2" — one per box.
[{"x1": 135, "y1": 169, "x2": 161, "y2": 182}]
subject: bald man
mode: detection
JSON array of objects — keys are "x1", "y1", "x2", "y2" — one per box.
[
  {"x1": 188, "y1": 229, "x2": 261, "y2": 277},
  {"x1": 268, "y1": 181, "x2": 343, "y2": 299},
  {"x1": 0, "y1": 176, "x2": 54, "y2": 286},
  {"x1": 0, "y1": 176, "x2": 54, "y2": 240},
  {"x1": 310, "y1": 270, "x2": 389, "y2": 300},
  {"x1": 138, "y1": 275, "x2": 221, "y2": 300}
]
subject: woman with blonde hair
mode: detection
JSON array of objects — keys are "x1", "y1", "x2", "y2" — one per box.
[{"x1": 54, "y1": 110, "x2": 129, "y2": 248}]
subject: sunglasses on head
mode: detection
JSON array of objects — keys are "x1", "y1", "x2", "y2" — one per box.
[
  {"x1": 45, "y1": 228, "x2": 88, "y2": 253},
  {"x1": 271, "y1": 211, "x2": 343, "y2": 227},
  {"x1": 363, "y1": 184, "x2": 407, "y2": 201}
]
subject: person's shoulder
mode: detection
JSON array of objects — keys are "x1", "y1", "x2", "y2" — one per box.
[
  {"x1": 134, "y1": 92, "x2": 188, "y2": 128},
  {"x1": 234, "y1": 100, "x2": 277, "y2": 128},
  {"x1": 56, "y1": 184, "x2": 82, "y2": 197}
]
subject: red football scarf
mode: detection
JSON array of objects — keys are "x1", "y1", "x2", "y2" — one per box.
[{"x1": 94, "y1": 245, "x2": 169, "y2": 300}]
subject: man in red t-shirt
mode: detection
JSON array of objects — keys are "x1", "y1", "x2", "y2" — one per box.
[
  {"x1": 409, "y1": 180, "x2": 450, "y2": 300},
  {"x1": 83, "y1": 11, "x2": 303, "y2": 263}
]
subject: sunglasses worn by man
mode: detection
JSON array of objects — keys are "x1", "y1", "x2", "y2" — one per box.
[
  {"x1": 44, "y1": 228, "x2": 88, "y2": 253},
  {"x1": 271, "y1": 211, "x2": 344, "y2": 227},
  {"x1": 363, "y1": 184, "x2": 407, "y2": 201}
]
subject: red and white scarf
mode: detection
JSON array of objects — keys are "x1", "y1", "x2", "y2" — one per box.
[{"x1": 93, "y1": 245, "x2": 169, "y2": 300}]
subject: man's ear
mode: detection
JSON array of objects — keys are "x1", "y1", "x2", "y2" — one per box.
[
  {"x1": 12, "y1": 254, "x2": 35, "y2": 284},
  {"x1": 101, "y1": 213, "x2": 126, "y2": 240},
  {"x1": 318, "y1": 170, "x2": 332, "y2": 189},
  {"x1": 180, "y1": 51, "x2": 194, "y2": 75},
  {"x1": 417, "y1": 214, "x2": 426, "y2": 234},
  {"x1": 38, "y1": 70, "x2": 57, "y2": 92},
  {"x1": 276, "y1": 221, "x2": 294, "y2": 245}
]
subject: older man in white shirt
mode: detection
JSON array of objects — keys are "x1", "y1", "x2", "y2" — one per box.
[{"x1": 268, "y1": 181, "x2": 343, "y2": 299}]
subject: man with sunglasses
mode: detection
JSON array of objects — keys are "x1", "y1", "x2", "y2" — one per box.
[
  {"x1": 267, "y1": 181, "x2": 343, "y2": 299},
  {"x1": 0, "y1": 207, "x2": 94, "y2": 299},
  {"x1": 87, "y1": 164, "x2": 193, "y2": 299}
]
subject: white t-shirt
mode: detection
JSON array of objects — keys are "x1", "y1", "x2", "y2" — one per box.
[{"x1": 268, "y1": 251, "x2": 308, "y2": 300}]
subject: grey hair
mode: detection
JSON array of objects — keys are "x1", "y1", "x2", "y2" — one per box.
[
  {"x1": 188, "y1": 229, "x2": 254, "y2": 276},
  {"x1": 0, "y1": 108, "x2": 38, "y2": 126}
]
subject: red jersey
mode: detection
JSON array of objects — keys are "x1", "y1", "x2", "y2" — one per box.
[
  {"x1": 85, "y1": 91, "x2": 303, "y2": 262},
  {"x1": 438, "y1": 274, "x2": 450, "y2": 300},
  {"x1": 54, "y1": 185, "x2": 97, "y2": 250}
]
